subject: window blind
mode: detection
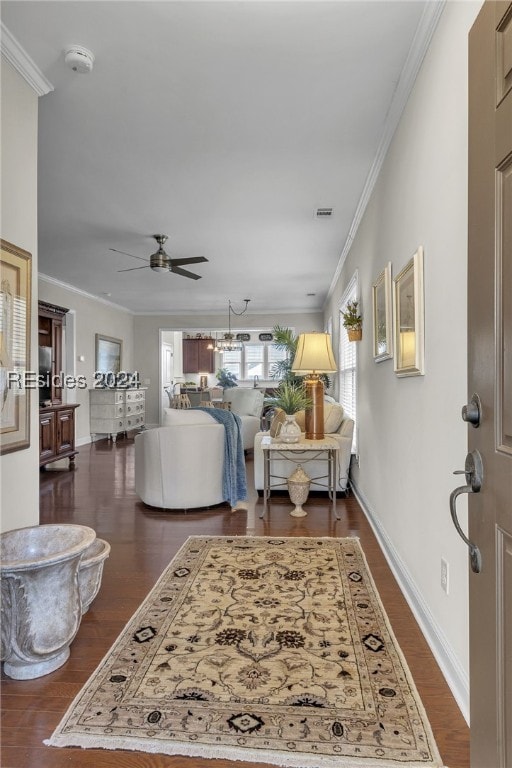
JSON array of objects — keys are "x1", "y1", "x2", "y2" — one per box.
[{"x1": 339, "y1": 276, "x2": 358, "y2": 452}]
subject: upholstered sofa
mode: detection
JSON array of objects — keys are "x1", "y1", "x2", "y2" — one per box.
[
  {"x1": 222, "y1": 387, "x2": 264, "y2": 451},
  {"x1": 253, "y1": 402, "x2": 354, "y2": 494}
]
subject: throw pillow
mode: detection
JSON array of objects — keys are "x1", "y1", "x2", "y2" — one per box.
[
  {"x1": 323, "y1": 402, "x2": 344, "y2": 433},
  {"x1": 163, "y1": 408, "x2": 216, "y2": 427}
]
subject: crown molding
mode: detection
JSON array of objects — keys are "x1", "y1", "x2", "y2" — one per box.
[
  {"x1": 1, "y1": 22, "x2": 54, "y2": 96},
  {"x1": 325, "y1": 0, "x2": 446, "y2": 304},
  {"x1": 38, "y1": 273, "x2": 133, "y2": 314}
]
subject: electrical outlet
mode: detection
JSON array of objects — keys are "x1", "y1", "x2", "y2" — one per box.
[{"x1": 441, "y1": 558, "x2": 449, "y2": 594}]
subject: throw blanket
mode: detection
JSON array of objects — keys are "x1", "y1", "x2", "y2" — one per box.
[{"x1": 193, "y1": 407, "x2": 247, "y2": 508}]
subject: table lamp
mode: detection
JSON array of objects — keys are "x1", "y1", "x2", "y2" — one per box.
[{"x1": 291, "y1": 332, "x2": 337, "y2": 440}]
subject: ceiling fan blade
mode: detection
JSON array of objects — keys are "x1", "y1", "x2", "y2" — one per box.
[
  {"x1": 170, "y1": 265, "x2": 202, "y2": 280},
  {"x1": 109, "y1": 248, "x2": 148, "y2": 263},
  {"x1": 117, "y1": 265, "x2": 151, "y2": 272},
  {"x1": 171, "y1": 256, "x2": 209, "y2": 267}
]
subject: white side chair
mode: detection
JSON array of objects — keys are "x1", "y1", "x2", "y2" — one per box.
[{"x1": 135, "y1": 422, "x2": 225, "y2": 510}]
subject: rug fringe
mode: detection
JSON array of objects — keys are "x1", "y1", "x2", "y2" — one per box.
[{"x1": 44, "y1": 733, "x2": 447, "y2": 768}]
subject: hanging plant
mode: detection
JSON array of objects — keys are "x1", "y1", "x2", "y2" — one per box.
[{"x1": 341, "y1": 300, "x2": 362, "y2": 341}]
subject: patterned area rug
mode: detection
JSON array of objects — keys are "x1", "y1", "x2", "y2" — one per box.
[{"x1": 46, "y1": 536, "x2": 445, "y2": 767}]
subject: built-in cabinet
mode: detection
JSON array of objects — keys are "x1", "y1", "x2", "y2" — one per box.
[
  {"x1": 38, "y1": 301, "x2": 79, "y2": 469},
  {"x1": 182, "y1": 338, "x2": 214, "y2": 373},
  {"x1": 89, "y1": 388, "x2": 146, "y2": 442}
]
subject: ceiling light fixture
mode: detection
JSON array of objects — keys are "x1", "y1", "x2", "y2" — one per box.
[{"x1": 217, "y1": 299, "x2": 250, "y2": 353}]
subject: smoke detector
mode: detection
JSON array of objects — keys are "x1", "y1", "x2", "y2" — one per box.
[{"x1": 64, "y1": 45, "x2": 95, "y2": 74}]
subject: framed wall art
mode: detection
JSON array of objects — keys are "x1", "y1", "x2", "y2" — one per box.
[
  {"x1": 0, "y1": 239, "x2": 32, "y2": 454},
  {"x1": 95, "y1": 334, "x2": 122, "y2": 376},
  {"x1": 372, "y1": 262, "x2": 393, "y2": 362},
  {"x1": 393, "y1": 246, "x2": 424, "y2": 377}
]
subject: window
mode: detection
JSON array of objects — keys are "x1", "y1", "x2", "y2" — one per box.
[
  {"x1": 339, "y1": 275, "x2": 358, "y2": 452},
  {"x1": 221, "y1": 349, "x2": 241, "y2": 380},
  {"x1": 218, "y1": 341, "x2": 288, "y2": 382}
]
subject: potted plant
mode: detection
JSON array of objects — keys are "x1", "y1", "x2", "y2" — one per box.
[
  {"x1": 341, "y1": 300, "x2": 362, "y2": 341},
  {"x1": 216, "y1": 368, "x2": 238, "y2": 389},
  {"x1": 264, "y1": 381, "x2": 312, "y2": 443},
  {"x1": 269, "y1": 325, "x2": 331, "y2": 389}
]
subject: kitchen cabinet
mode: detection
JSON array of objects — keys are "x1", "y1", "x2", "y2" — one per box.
[{"x1": 182, "y1": 338, "x2": 214, "y2": 373}]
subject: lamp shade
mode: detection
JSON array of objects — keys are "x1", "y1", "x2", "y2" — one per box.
[{"x1": 292, "y1": 333, "x2": 337, "y2": 374}]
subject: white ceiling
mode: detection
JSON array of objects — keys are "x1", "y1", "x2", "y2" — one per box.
[{"x1": 2, "y1": 1, "x2": 432, "y2": 315}]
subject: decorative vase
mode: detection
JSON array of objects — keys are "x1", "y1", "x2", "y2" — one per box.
[
  {"x1": 276, "y1": 413, "x2": 301, "y2": 443},
  {"x1": 287, "y1": 464, "x2": 311, "y2": 517},
  {"x1": 0, "y1": 524, "x2": 97, "y2": 679},
  {"x1": 347, "y1": 327, "x2": 362, "y2": 341}
]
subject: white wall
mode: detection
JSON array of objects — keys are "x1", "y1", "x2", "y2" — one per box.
[
  {"x1": 38, "y1": 278, "x2": 134, "y2": 443},
  {"x1": 324, "y1": 1, "x2": 482, "y2": 719},
  {"x1": 134, "y1": 312, "x2": 323, "y2": 425},
  {"x1": 0, "y1": 61, "x2": 39, "y2": 533}
]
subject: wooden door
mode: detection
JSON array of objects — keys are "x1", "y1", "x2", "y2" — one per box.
[
  {"x1": 467, "y1": 3, "x2": 512, "y2": 765},
  {"x1": 56, "y1": 407, "x2": 75, "y2": 456},
  {"x1": 39, "y1": 409, "x2": 55, "y2": 463}
]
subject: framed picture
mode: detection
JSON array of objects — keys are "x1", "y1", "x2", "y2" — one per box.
[
  {"x1": 1, "y1": 239, "x2": 32, "y2": 454},
  {"x1": 393, "y1": 246, "x2": 424, "y2": 377},
  {"x1": 95, "y1": 334, "x2": 122, "y2": 376},
  {"x1": 372, "y1": 262, "x2": 393, "y2": 362}
]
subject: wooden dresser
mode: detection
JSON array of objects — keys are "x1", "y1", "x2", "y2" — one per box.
[{"x1": 89, "y1": 388, "x2": 146, "y2": 442}]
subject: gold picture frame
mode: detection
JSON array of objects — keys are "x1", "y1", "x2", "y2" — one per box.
[
  {"x1": 0, "y1": 239, "x2": 32, "y2": 454},
  {"x1": 372, "y1": 262, "x2": 393, "y2": 362},
  {"x1": 393, "y1": 246, "x2": 424, "y2": 377}
]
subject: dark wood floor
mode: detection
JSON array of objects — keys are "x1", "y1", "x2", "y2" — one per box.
[{"x1": 1, "y1": 435, "x2": 469, "y2": 768}]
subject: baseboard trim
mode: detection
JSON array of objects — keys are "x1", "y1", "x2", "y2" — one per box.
[{"x1": 351, "y1": 481, "x2": 470, "y2": 724}]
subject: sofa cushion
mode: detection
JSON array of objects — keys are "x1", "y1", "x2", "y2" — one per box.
[
  {"x1": 163, "y1": 408, "x2": 216, "y2": 426},
  {"x1": 223, "y1": 388, "x2": 264, "y2": 417}
]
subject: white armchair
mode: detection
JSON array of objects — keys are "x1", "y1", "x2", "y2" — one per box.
[
  {"x1": 253, "y1": 405, "x2": 354, "y2": 494},
  {"x1": 135, "y1": 422, "x2": 226, "y2": 510}
]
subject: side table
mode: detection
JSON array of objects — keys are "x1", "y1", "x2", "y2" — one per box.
[{"x1": 260, "y1": 435, "x2": 340, "y2": 520}]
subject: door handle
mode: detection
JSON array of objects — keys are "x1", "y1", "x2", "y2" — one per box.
[{"x1": 449, "y1": 449, "x2": 483, "y2": 573}]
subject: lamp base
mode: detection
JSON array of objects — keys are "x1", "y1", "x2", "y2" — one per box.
[{"x1": 304, "y1": 377, "x2": 324, "y2": 440}]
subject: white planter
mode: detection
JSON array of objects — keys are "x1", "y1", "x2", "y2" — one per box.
[{"x1": 1, "y1": 524, "x2": 97, "y2": 679}]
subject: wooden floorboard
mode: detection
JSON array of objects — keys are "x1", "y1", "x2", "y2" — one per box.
[{"x1": 0, "y1": 435, "x2": 469, "y2": 768}]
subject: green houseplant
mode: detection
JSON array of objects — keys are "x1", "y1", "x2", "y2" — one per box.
[
  {"x1": 264, "y1": 380, "x2": 312, "y2": 414},
  {"x1": 269, "y1": 325, "x2": 331, "y2": 388},
  {"x1": 341, "y1": 300, "x2": 362, "y2": 341},
  {"x1": 216, "y1": 368, "x2": 238, "y2": 389},
  {"x1": 264, "y1": 381, "x2": 313, "y2": 443}
]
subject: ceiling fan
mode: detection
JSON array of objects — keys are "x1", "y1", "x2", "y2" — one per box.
[{"x1": 110, "y1": 234, "x2": 208, "y2": 280}]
